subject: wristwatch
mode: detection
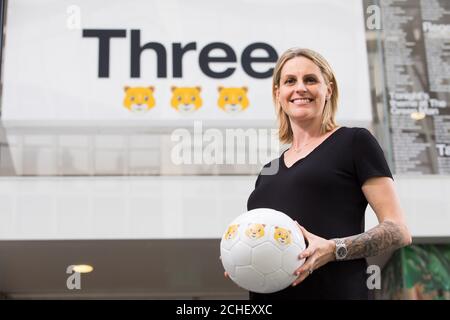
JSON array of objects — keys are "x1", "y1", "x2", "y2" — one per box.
[{"x1": 333, "y1": 238, "x2": 348, "y2": 261}]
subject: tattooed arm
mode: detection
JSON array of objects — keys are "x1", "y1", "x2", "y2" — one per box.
[
  {"x1": 336, "y1": 177, "x2": 412, "y2": 260},
  {"x1": 293, "y1": 177, "x2": 411, "y2": 285},
  {"x1": 339, "y1": 220, "x2": 409, "y2": 260}
]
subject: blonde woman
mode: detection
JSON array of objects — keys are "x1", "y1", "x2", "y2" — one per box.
[{"x1": 245, "y1": 48, "x2": 411, "y2": 299}]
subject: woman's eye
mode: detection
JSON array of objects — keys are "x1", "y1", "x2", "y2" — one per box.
[
  {"x1": 305, "y1": 77, "x2": 317, "y2": 83},
  {"x1": 285, "y1": 78, "x2": 295, "y2": 84}
]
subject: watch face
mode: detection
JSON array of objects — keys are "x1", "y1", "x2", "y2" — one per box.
[{"x1": 337, "y1": 246, "x2": 347, "y2": 258}]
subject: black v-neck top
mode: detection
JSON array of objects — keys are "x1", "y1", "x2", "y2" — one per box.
[{"x1": 247, "y1": 127, "x2": 393, "y2": 300}]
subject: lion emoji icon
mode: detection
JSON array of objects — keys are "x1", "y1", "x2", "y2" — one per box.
[
  {"x1": 217, "y1": 86, "x2": 249, "y2": 113},
  {"x1": 123, "y1": 86, "x2": 156, "y2": 113},
  {"x1": 171, "y1": 86, "x2": 203, "y2": 113},
  {"x1": 274, "y1": 226, "x2": 292, "y2": 245},
  {"x1": 224, "y1": 224, "x2": 239, "y2": 240},
  {"x1": 245, "y1": 223, "x2": 266, "y2": 240}
]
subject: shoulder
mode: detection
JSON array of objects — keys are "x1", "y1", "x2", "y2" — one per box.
[
  {"x1": 333, "y1": 127, "x2": 383, "y2": 155},
  {"x1": 337, "y1": 126, "x2": 370, "y2": 135},
  {"x1": 350, "y1": 127, "x2": 387, "y2": 160},
  {"x1": 338, "y1": 126, "x2": 376, "y2": 142},
  {"x1": 351, "y1": 127, "x2": 379, "y2": 143}
]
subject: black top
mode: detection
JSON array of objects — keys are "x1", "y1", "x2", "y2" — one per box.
[{"x1": 247, "y1": 127, "x2": 393, "y2": 300}]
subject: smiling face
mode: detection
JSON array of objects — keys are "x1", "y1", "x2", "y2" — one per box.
[{"x1": 276, "y1": 56, "x2": 332, "y2": 125}]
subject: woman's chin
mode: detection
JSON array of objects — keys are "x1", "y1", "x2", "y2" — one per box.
[{"x1": 287, "y1": 111, "x2": 315, "y2": 121}]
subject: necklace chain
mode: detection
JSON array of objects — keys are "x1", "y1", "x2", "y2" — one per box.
[
  {"x1": 292, "y1": 139, "x2": 315, "y2": 153},
  {"x1": 291, "y1": 128, "x2": 339, "y2": 153}
]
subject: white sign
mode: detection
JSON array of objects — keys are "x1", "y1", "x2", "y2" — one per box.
[{"x1": 1, "y1": 0, "x2": 372, "y2": 124}]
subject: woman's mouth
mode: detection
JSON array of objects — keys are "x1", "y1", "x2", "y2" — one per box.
[{"x1": 290, "y1": 98, "x2": 314, "y2": 105}]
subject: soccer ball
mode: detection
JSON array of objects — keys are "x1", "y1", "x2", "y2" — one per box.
[{"x1": 220, "y1": 208, "x2": 306, "y2": 293}]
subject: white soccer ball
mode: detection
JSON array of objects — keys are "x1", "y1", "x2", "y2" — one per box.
[{"x1": 220, "y1": 208, "x2": 306, "y2": 293}]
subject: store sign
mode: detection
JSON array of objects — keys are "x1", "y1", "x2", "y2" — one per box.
[
  {"x1": 82, "y1": 29, "x2": 277, "y2": 79},
  {"x1": 1, "y1": 0, "x2": 371, "y2": 123}
]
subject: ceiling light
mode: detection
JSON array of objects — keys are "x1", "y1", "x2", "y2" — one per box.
[{"x1": 73, "y1": 264, "x2": 94, "y2": 273}]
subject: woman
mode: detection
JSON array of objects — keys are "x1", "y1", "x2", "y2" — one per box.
[{"x1": 245, "y1": 48, "x2": 412, "y2": 299}]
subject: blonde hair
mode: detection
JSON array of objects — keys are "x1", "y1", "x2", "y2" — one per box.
[{"x1": 272, "y1": 48, "x2": 339, "y2": 144}]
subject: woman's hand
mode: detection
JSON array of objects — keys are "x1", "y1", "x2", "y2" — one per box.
[
  {"x1": 219, "y1": 256, "x2": 230, "y2": 279},
  {"x1": 292, "y1": 222, "x2": 335, "y2": 286}
]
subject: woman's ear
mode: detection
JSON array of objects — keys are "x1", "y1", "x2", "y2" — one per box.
[{"x1": 327, "y1": 82, "x2": 333, "y2": 100}]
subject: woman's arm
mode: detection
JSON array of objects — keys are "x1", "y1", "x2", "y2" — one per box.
[
  {"x1": 341, "y1": 176, "x2": 411, "y2": 260},
  {"x1": 341, "y1": 220, "x2": 409, "y2": 260},
  {"x1": 292, "y1": 177, "x2": 411, "y2": 286}
]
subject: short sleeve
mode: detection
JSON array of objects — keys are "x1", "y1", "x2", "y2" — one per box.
[
  {"x1": 254, "y1": 174, "x2": 261, "y2": 188},
  {"x1": 352, "y1": 128, "x2": 393, "y2": 186}
]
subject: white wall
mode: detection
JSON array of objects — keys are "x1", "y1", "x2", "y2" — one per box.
[{"x1": 0, "y1": 175, "x2": 449, "y2": 240}]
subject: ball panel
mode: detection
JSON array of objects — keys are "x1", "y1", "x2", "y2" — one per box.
[
  {"x1": 229, "y1": 241, "x2": 252, "y2": 266},
  {"x1": 264, "y1": 269, "x2": 296, "y2": 293},
  {"x1": 282, "y1": 243, "x2": 305, "y2": 275},
  {"x1": 220, "y1": 248, "x2": 236, "y2": 278},
  {"x1": 291, "y1": 229, "x2": 306, "y2": 250},
  {"x1": 252, "y1": 242, "x2": 282, "y2": 274},
  {"x1": 234, "y1": 265, "x2": 265, "y2": 292}
]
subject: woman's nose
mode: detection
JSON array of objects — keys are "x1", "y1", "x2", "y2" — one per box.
[{"x1": 295, "y1": 81, "x2": 307, "y2": 92}]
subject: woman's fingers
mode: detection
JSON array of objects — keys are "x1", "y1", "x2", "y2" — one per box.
[
  {"x1": 290, "y1": 225, "x2": 334, "y2": 287},
  {"x1": 291, "y1": 267, "x2": 313, "y2": 286},
  {"x1": 299, "y1": 246, "x2": 315, "y2": 260},
  {"x1": 294, "y1": 221, "x2": 305, "y2": 234},
  {"x1": 292, "y1": 274, "x2": 306, "y2": 286},
  {"x1": 298, "y1": 225, "x2": 312, "y2": 239},
  {"x1": 295, "y1": 255, "x2": 315, "y2": 274}
]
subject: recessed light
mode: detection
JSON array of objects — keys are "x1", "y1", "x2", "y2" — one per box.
[{"x1": 73, "y1": 264, "x2": 94, "y2": 273}]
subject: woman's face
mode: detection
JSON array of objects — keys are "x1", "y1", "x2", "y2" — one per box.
[{"x1": 276, "y1": 56, "x2": 332, "y2": 124}]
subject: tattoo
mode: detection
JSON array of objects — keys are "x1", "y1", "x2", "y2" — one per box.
[{"x1": 343, "y1": 221, "x2": 405, "y2": 260}]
